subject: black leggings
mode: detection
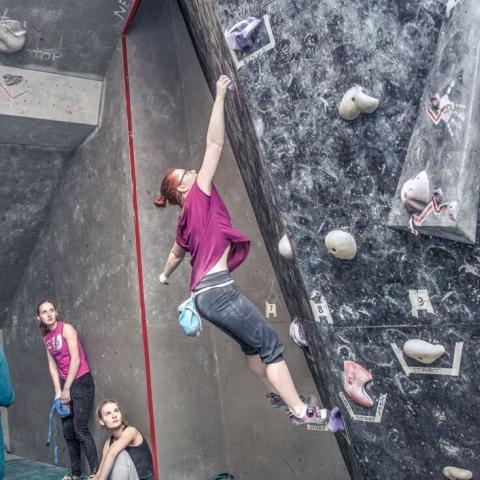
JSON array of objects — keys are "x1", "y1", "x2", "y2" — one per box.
[{"x1": 60, "y1": 373, "x2": 98, "y2": 476}]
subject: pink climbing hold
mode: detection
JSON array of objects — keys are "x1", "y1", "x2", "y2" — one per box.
[{"x1": 343, "y1": 360, "x2": 374, "y2": 408}]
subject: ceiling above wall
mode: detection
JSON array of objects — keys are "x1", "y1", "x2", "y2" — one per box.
[{"x1": 0, "y1": 0, "x2": 133, "y2": 79}]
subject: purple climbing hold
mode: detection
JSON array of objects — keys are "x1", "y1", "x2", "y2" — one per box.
[
  {"x1": 225, "y1": 17, "x2": 262, "y2": 51},
  {"x1": 3, "y1": 74, "x2": 23, "y2": 86},
  {"x1": 327, "y1": 407, "x2": 344, "y2": 433},
  {"x1": 289, "y1": 318, "x2": 308, "y2": 349}
]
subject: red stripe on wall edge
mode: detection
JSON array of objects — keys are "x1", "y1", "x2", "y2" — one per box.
[
  {"x1": 121, "y1": 2, "x2": 160, "y2": 479},
  {"x1": 122, "y1": 0, "x2": 142, "y2": 36}
]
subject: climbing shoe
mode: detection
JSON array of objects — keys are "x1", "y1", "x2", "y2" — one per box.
[
  {"x1": 62, "y1": 475, "x2": 80, "y2": 480},
  {"x1": 289, "y1": 406, "x2": 329, "y2": 428},
  {"x1": 266, "y1": 392, "x2": 305, "y2": 409}
]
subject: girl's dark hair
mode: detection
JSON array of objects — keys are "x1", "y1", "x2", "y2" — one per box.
[
  {"x1": 154, "y1": 168, "x2": 183, "y2": 208},
  {"x1": 36, "y1": 299, "x2": 58, "y2": 336},
  {"x1": 96, "y1": 399, "x2": 129, "y2": 427}
]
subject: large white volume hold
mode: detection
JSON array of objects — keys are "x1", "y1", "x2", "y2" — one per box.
[
  {"x1": 278, "y1": 234, "x2": 294, "y2": 259},
  {"x1": 443, "y1": 466, "x2": 473, "y2": 480},
  {"x1": 403, "y1": 339, "x2": 445, "y2": 365},
  {"x1": 339, "y1": 85, "x2": 379, "y2": 120},
  {"x1": 0, "y1": 19, "x2": 27, "y2": 54},
  {"x1": 325, "y1": 230, "x2": 357, "y2": 260},
  {"x1": 400, "y1": 170, "x2": 431, "y2": 212}
]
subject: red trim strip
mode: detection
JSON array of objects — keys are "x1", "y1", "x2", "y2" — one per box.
[{"x1": 121, "y1": 5, "x2": 160, "y2": 478}]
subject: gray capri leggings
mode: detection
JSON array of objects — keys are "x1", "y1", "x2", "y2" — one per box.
[{"x1": 194, "y1": 271, "x2": 285, "y2": 364}]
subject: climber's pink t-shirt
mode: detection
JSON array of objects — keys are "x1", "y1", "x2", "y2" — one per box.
[
  {"x1": 176, "y1": 181, "x2": 251, "y2": 291},
  {"x1": 43, "y1": 321, "x2": 90, "y2": 380}
]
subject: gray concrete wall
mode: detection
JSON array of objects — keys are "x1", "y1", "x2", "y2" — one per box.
[
  {"x1": 0, "y1": 143, "x2": 69, "y2": 325},
  {"x1": 3, "y1": 47, "x2": 151, "y2": 466},
  {"x1": 127, "y1": 1, "x2": 348, "y2": 478}
]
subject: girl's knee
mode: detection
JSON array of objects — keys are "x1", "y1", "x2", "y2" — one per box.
[
  {"x1": 246, "y1": 353, "x2": 263, "y2": 368},
  {"x1": 110, "y1": 451, "x2": 137, "y2": 480},
  {"x1": 260, "y1": 328, "x2": 285, "y2": 364}
]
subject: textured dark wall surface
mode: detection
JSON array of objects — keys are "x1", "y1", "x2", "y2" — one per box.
[
  {"x1": 176, "y1": 0, "x2": 480, "y2": 478},
  {"x1": 3, "y1": 48, "x2": 150, "y2": 466},
  {"x1": 0, "y1": 144, "x2": 69, "y2": 325},
  {"x1": 126, "y1": 1, "x2": 348, "y2": 478},
  {"x1": 0, "y1": 0, "x2": 132, "y2": 79}
]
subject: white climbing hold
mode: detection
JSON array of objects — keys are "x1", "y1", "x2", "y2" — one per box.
[
  {"x1": 253, "y1": 117, "x2": 265, "y2": 140},
  {"x1": 0, "y1": 19, "x2": 27, "y2": 54},
  {"x1": 339, "y1": 85, "x2": 379, "y2": 121},
  {"x1": 445, "y1": 0, "x2": 462, "y2": 18},
  {"x1": 403, "y1": 339, "x2": 446, "y2": 365},
  {"x1": 400, "y1": 170, "x2": 431, "y2": 212},
  {"x1": 278, "y1": 234, "x2": 294, "y2": 259},
  {"x1": 448, "y1": 200, "x2": 458, "y2": 221},
  {"x1": 443, "y1": 466, "x2": 473, "y2": 480},
  {"x1": 325, "y1": 230, "x2": 357, "y2": 260}
]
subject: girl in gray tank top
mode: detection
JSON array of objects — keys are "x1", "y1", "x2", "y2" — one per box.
[{"x1": 95, "y1": 399, "x2": 154, "y2": 480}]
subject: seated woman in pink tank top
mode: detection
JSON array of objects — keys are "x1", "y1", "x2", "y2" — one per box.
[
  {"x1": 37, "y1": 299, "x2": 98, "y2": 479},
  {"x1": 154, "y1": 75, "x2": 328, "y2": 428}
]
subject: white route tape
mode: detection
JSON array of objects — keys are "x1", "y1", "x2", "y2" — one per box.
[
  {"x1": 339, "y1": 392, "x2": 387, "y2": 423},
  {"x1": 391, "y1": 342, "x2": 463, "y2": 376},
  {"x1": 408, "y1": 289, "x2": 434, "y2": 318},
  {"x1": 310, "y1": 295, "x2": 333, "y2": 325},
  {"x1": 227, "y1": 15, "x2": 276, "y2": 70}
]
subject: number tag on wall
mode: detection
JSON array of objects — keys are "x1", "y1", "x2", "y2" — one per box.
[{"x1": 409, "y1": 289, "x2": 434, "y2": 318}]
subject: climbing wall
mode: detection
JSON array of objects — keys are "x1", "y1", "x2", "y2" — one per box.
[{"x1": 176, "y1": 0, "x2": 479, "y2": 478}]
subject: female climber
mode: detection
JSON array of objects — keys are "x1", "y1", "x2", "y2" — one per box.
[
  {"x1": 155, "y1": 74, "x2": 327, "y2": 427},
  {"x1": 94, "y1": 399, "x2": 154, "y2": 480},
  {"x1": 37, "y1": 299, "x2": 98, "y2": 480}
]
